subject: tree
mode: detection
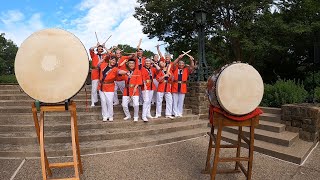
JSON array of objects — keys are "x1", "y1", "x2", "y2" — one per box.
[
  {"x1": 134, "y1": 0, "x2": 320, "y2": 83},
  {"x1": 0, "y1": 33, "x2": 18, "y2": 75},
  {"x1": 134, "y1": 0, "x2": 274, "y2": 67}
]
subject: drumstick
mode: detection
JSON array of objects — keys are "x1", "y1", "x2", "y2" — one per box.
[
  {"x1": 155, "y1": 43, "x2": 166, "y2": 47},
  {"x1": 95, "y1": 32, "x2": 99, "y2": 44},
  {"x1": 182, "y1": 50, "x2": 193, "y2": 58},
  {"x1": 181, "y1": 50, "x2": 192, "y2": 57},
  {"x1": 137, "y1": 38, "x2": 142, "y2": 50},
  {"x1": 123, "y1": 52, "x2": 136, "y2": 55},
  {"x1": 103, "y1": 35, "x2": 112, "y2": 44}
]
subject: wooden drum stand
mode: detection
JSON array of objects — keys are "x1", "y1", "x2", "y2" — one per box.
[
  {"x1": 203, "y1": 112, "x2": 260, "y2": 180},
  {"x1": 31, "y1": 100, "x2": 83, "y2": 180}
]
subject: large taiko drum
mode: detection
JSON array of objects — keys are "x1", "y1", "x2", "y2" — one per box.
[
  {"x1": 207, "y1": 62, "x2": 264, "y2": 116},
  {"x1": 14, "y1": 28, "x2": 89, "y2": 103}
]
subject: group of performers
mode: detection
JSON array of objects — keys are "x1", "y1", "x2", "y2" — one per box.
[{"x1": 89, "y1": 42, "x2": 195, "y2": 122}]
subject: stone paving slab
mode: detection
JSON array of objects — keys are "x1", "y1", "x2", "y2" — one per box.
[
  {"x1": 0, "y1": 158, "x2": 23, "y2": 180},
  {"x1": 7, "y1": 136, "x2": 320, "y2": 180}
]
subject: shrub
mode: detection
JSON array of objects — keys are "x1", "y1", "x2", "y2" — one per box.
[
  {"x1": 260, "y1": 79, "x2": 308, "y2": 107},
  {"x1": 304, "y1": 71, "x2": 320, "y2": 92},
  {"x1": 0, "y1": 74, "x2": 17, "y2": 84}
]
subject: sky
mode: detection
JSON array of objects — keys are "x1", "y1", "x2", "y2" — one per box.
[{"x1": 0, "y1": 0, "x2": 165, "y2": 54}]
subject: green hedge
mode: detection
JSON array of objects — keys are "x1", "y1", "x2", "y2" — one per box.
[
  {"x1": 260, "y1": 79, "x2": 308, "y2": 107},
  {"x1": 0, "y1": 74, "x2": 17, "y2": 83}
]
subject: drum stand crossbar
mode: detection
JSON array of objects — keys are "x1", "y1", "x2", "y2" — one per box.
[
  {"x1": 31, "y1": 101, "x2": 83, "y2": 180},
  {"x1": 203, "y1": 112, "x2": 259, "y2": 180}
]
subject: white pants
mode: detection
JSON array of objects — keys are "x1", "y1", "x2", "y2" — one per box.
[
  {"x1": 172, "y1": 93, "x2": 185, "y2": 116},
  {"x1": 156, "y1": 92, "x2": 172, "y2": 116},
  {"x1": 122, "y1": 96, "x2": 139, "y2": 118},
  {"x1": 151, "y1": 79, "x2": 159, "y2": 104},
  {"x1": 138, "y1": 87, "x2": 143, "y2": 105},
  {"x1": 91, "y1": 80, "x2": 99, "y2": 104},
  {"x1": 142, "y1": 90, "x2": 154, "y2": 118},
  {"x1": 114, "y1": 81, "x2": 125, "y2": 104},
  {"x1": 99, "y1": 91, "x2": 114, "y2": 119}
]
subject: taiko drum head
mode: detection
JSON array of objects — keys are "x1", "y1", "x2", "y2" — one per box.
[
  {"x1": 14, "y1": 28, "x2": 89, "y2": 103},
  {"x1": 207, "y1": 63, "x2": 264, "y2": 115}
]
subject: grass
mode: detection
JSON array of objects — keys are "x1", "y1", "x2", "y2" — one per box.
[{"x1": 0, "y1": 74, "x2": 18, "y2": 84}]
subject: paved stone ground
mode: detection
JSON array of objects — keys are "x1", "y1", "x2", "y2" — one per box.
[{"x1": 1, "y1": 135, "x2": 320, "y2": 180}]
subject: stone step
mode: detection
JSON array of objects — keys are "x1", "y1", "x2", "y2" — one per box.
[
  {"x1": 0, "y1": 99, "x2": 161, "y2": 106},
  {"x1": 223, "y1": 126, "x2": 299, "y2": 147},
  {"x1": 256, "y1": 120, "x2": 286, "y2": 133},
  {"x1": 0, "y1": 85, "x2": 92, "y2": 90},
  {"x1": 0, "y1": 88, "x2": 92, "y2": 94},
  {"x1": 220, "y1": 131, "x2": 316, "y2": 164},
  {"x1": 0, "y1": 120, "x2": 207, "y2": 145},
  {"x1": 0, "y1": 114, "x2": 199, "y2": 131},
  {"x1": 0, "y1": 104, "x2": 189, "y2": 114},
  {"x1": 0, "y1": 94, "x2": 117, "y2": 100},
  {"x1": 259, "y1": 106, "x2": 282, "y2": 114},
  {"x1": 0, "y1": 85, "x2": 21, "y2": 90},
  {"x1": 260, "y1": 113, "x2": 281, "y2": 123},
  {"x1": 0, "y1": 127, "x2": 209, "y2": 158},
  {"x1": 0, "y1": 109, "x2": 193, "y2": 125}
]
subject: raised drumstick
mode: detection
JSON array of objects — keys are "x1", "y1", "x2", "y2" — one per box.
[
  {"x1": 181, "y1": 50, "x2": 192, "y2": 57},
  {"x1": 155, "y1": 43, "x2": 166, "y2": 47},
  {"x1": 182, "y1": 50, "x2": 193, "y2": 58},
  {"x1": 137, "y1": 38, "x2": 142, "y2": 50},
  {"x1": 95, "y1": 32, "x2": 99, "y2": 44},
  {"x1": 103, "y1": 35, "x2": 112, "y2": 44}
]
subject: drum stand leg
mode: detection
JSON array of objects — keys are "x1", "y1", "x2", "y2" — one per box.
[
  {"x1": 32, "y1": 102, "x2": 83, "y2": 180},
  {"x1": 235, "y1": 126, "x2": 242, "y2": 171},
  {"x1": 202, "y1": 124, "x2": 214, "y2": 174},
  {"x1": 32, "y1": 105, "x2": 52, "y2": 178}
]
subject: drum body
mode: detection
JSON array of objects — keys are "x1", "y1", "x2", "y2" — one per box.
[
  {"x1": 207, "y1": 62, "x2": 264, "y2": 115},
  {"x1": 15, "y1": 28, "x2": 89, "y2": 103}
]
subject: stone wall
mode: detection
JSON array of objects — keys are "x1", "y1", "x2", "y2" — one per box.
[
  {"x1": 184, "y1": 82, "x2": 210, "y2": 119},
  {"x1": 282, "y1": 104, "x2": 320, "y2": 142}
]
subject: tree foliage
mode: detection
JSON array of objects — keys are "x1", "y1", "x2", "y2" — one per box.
[
  {"x1": 0, "y1": 33, "x2": 18, "y2": 75},
  {"x1": 134, "y1": 0, "x2": 320, "y2": 83}
]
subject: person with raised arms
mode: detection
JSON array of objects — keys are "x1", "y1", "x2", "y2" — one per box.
[
  {"x1": 171, "y1": 54, "x2": 195, "y2": 117},
  {"x1": 122, "y1": 59, "x2": 143, "y2": 122},
  {"x1": 97, "y1": 56, "x2": 128, "y2": 122},
  {"x1": 140, "y1": 58, "x2": 160, "y2": 122}
]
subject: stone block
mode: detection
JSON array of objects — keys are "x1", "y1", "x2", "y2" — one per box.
[
  {"x1": 307, "y1": 108, "x2": 319, "y2": 119},
  {"x1": 292, "y1": 120, "x2": 302, "y2": 128},
  {"x1": 286, "y1": 126, "x2": 300, "y2": 133},
  {"x1": 300, "y1": 108, "x2": 308, "y2": 118},
  {"x1": 299, "y1": 131, "x2": 312, "y2": 142},
  {"x1": 302, "y1": 118, "x2": 312, "y2": 125},
  {"x1": 281, "y1": 115, "x2": 291, "y2": 121},
  {"x1": 285, "y1": 121, "x2": 292, "y2": 126},
  {"x1": 292, "y1": 107, "x2": 301, "y2": 116},
  {"x1": 307, "y1": 125, "x2": 317, "y2": 133}
]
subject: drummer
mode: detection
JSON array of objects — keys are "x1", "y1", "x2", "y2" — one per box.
[
  {"x1": 157, "y1": 45, "x2": 173, "y2": 69},
  {"x1": 155, "y1": 60, "x2": 175, "y2": 119},
  {"x1": 140, "y1": 58, "x2": 160, "y2": 122},
  {"x1": 122, "y1": 58, "x2": 143, "y2": 122},
  {"x1": 151, "y1": 54, "x2": 160, "y2": 105},
  {"x1": 89, "y1": 43, "x2": 107, "y2": 107},
  {"x1": 97, "y1": 56, "x2": 128, "y2": 122},
  {"x1": 113, "y1": 49, "x2": 132, "y2": 105},
  {"x1": 135, "y1": 48, "x2": 147, "y2": 105},
  {"x1": 171, "y1": 54, "x2": 195, "y2": 117}
]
